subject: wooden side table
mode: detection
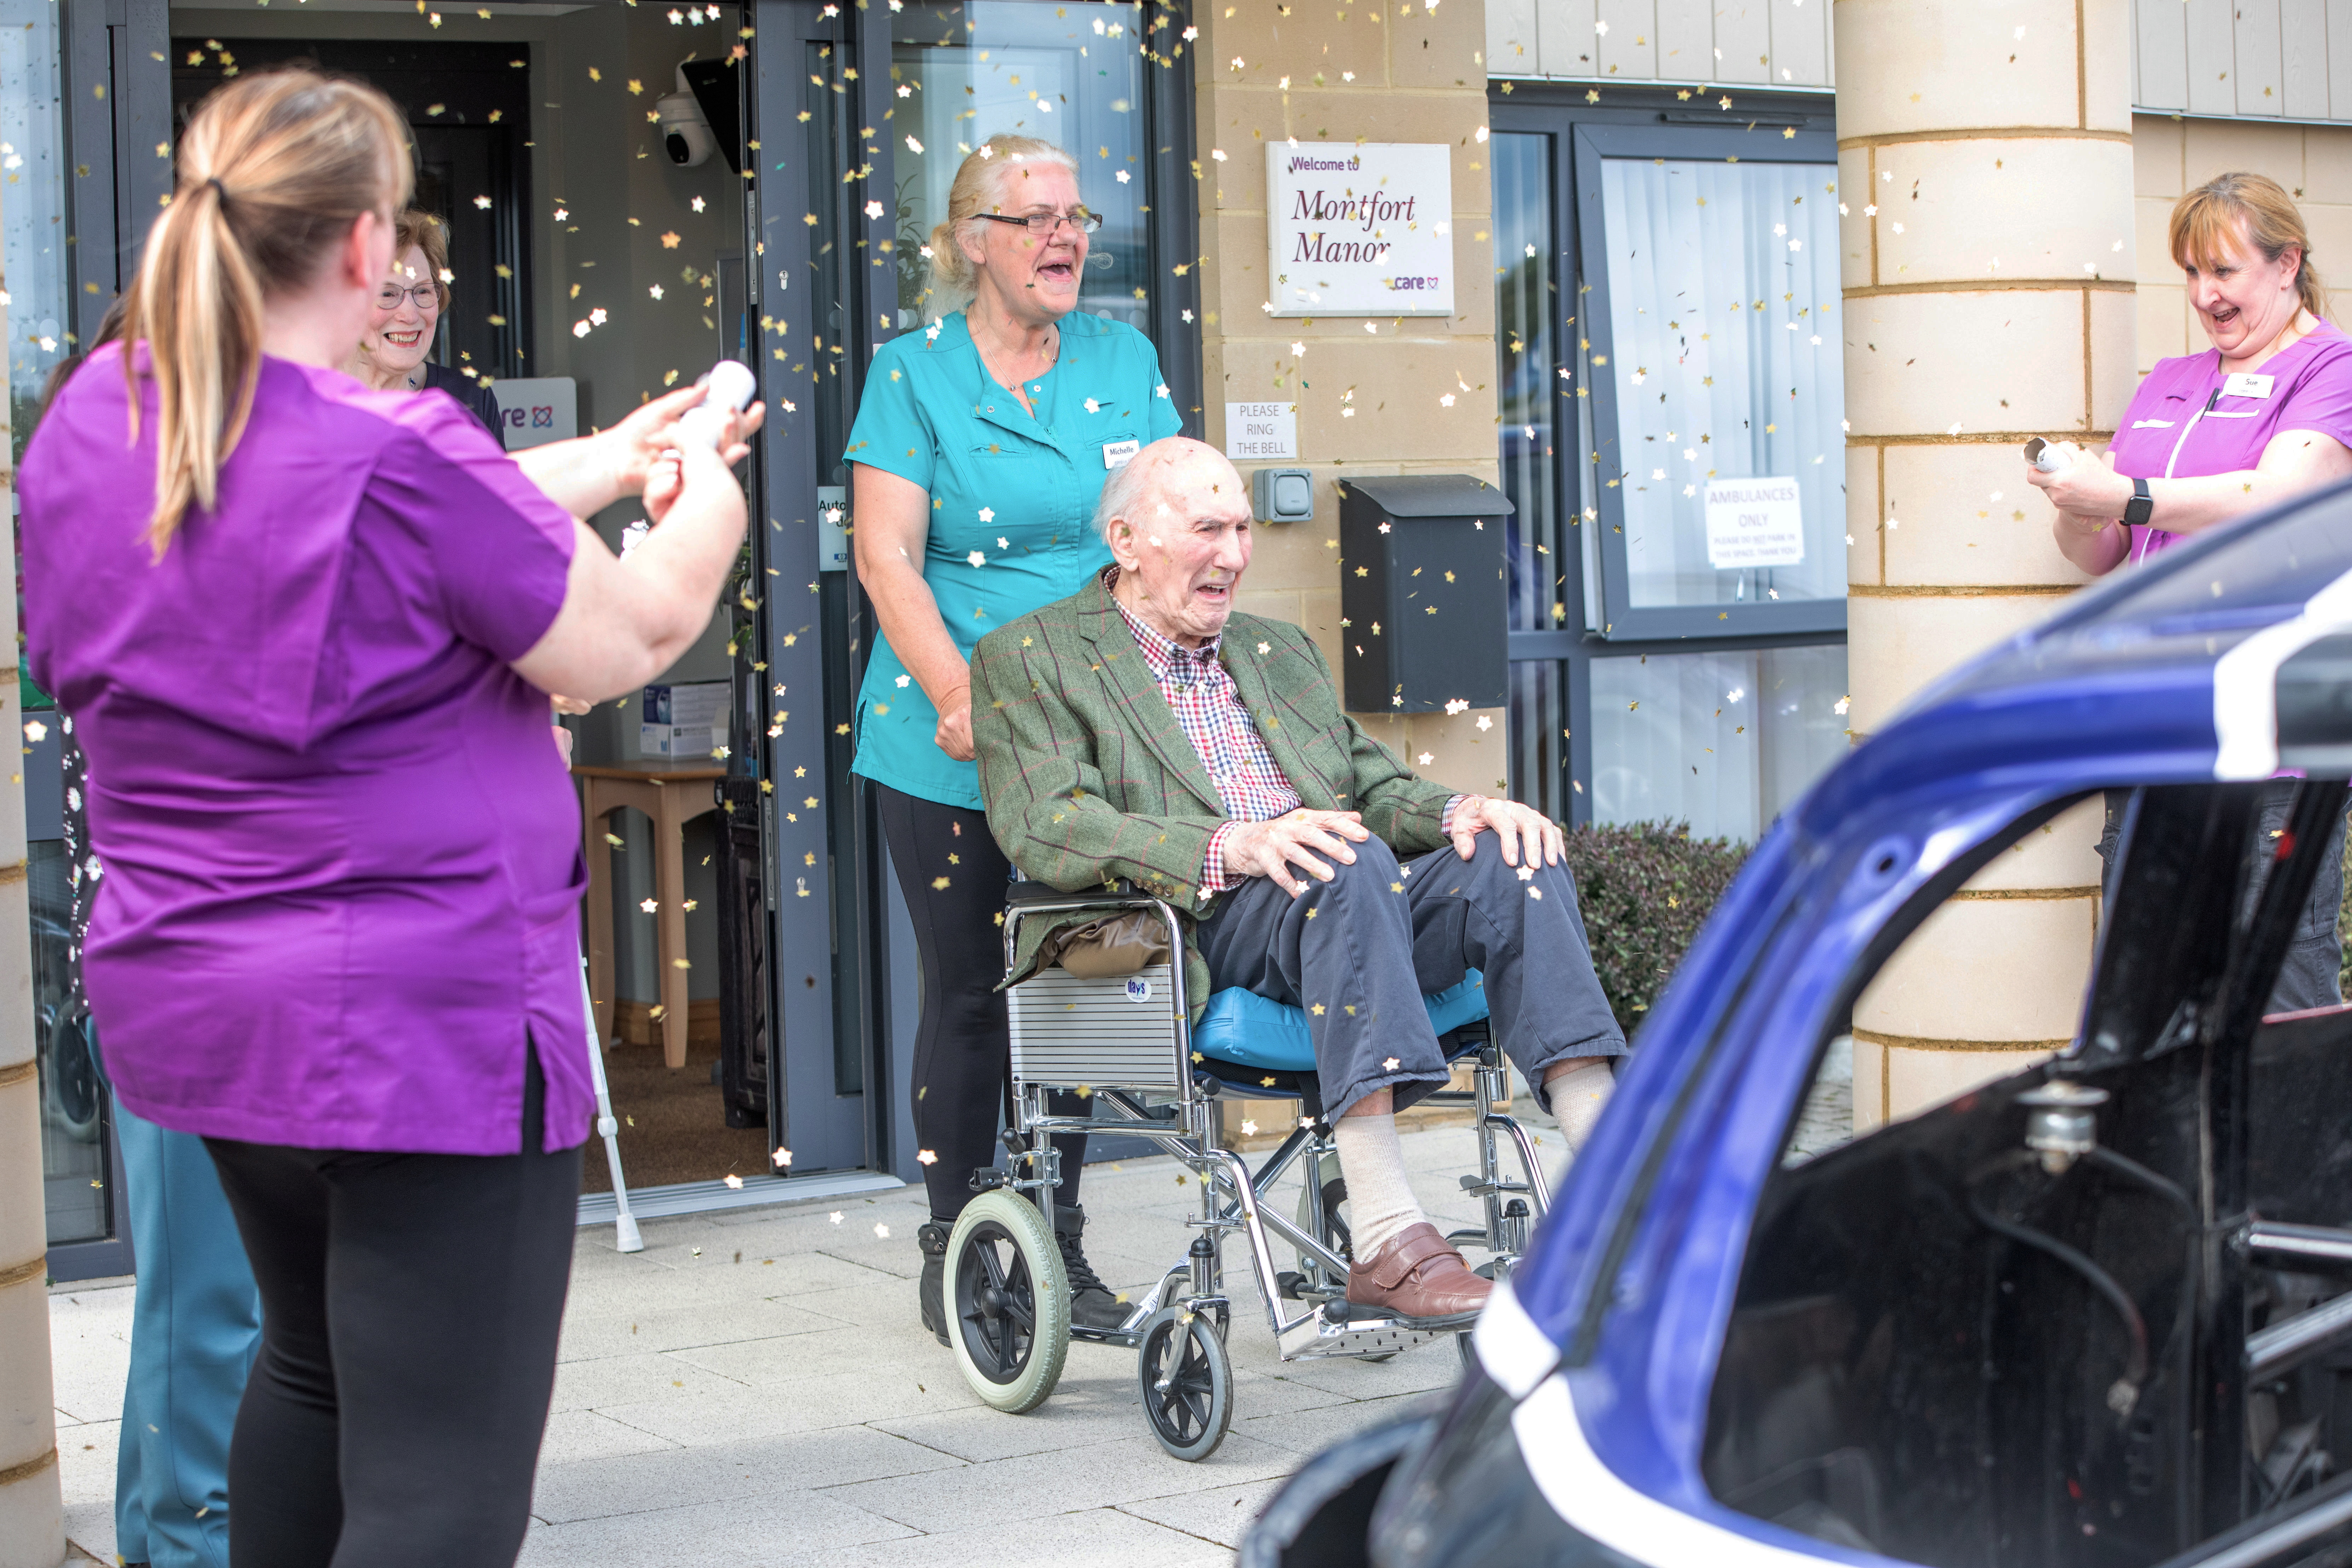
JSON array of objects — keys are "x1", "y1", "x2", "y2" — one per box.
[{"x1": 576, "y1": 763, "x2": 726, "y2": 1069}]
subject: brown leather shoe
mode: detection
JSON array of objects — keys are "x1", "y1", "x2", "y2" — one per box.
[{"x1": 1345, "y1": 1222, "x2": 1493, "y2": 1324}]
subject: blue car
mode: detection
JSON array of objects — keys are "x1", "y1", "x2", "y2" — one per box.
[{"x1": 1245, "y1": 482, "x2": 2352, "y2": 1567}]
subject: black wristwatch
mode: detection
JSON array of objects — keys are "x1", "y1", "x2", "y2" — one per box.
[{"x1": 2123, "y1": 476, "x2": 2154, "y2": 528}]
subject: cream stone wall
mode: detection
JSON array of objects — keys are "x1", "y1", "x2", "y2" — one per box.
[
  {"x1": 0, "y1": 166, "x2": 65, "y2": 1568},
  {"x1": 1194, "y1": 0, "x2": 1512, "y2": 797},
  {"x1": 1838, "y1": 0, "x2": 2131, "y2": 1129},
  {"x1": 2132, "y1": 113, "x2": 2352, "y2": 368}
]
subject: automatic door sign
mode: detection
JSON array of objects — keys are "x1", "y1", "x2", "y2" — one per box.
[
  {"x1": 1266, "y1": 143, "x2": 1454, "y2": 317},
  {"x1": 1703, "y1": 476, "x2": 1806, "y2": 570},
  {"x1": 1125, "y1": 976, "x2": 1153, "y2": 1003}
]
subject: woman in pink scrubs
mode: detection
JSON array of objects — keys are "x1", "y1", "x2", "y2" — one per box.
[
  {"x1": 2031, "y1": 171, "x2": 2352, "y2": 1011},
  {"x1": 18, "y1": 70, "x2": 756, "y2": 1566}
]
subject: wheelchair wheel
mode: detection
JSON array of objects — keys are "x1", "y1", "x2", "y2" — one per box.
[
  {"x1": 945, "y1": 1190, "x2": 1069, "y2": 1414},
  {"x1": 1136, "y1": 1304, "x2": 1233, "y2": 1461}
]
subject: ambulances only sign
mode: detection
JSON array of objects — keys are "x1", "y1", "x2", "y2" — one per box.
[{"x1": 1266, "y1": 143, "x2": 1454, "y2": 318}]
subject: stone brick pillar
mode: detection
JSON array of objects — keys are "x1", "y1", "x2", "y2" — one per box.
[
  {"x1": 1192, "y1": 0, "x2": 1506, "y2": 796},
  {"x1": 1837, "y1": 0, "x2": 2133, "y2": 1129},
  {"x1": 0, "y1": 173, "x2": 66, "y2": 1567}
]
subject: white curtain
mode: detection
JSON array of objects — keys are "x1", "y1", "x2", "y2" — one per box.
[
  {"x1": 1598, "y1": 156, "x2": 1846, "y2": 611},
  {"x1": 1591, "y1": 644, "x2": 1849, "y2": 841}
]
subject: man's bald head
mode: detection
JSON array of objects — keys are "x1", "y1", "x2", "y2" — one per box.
[{"x1": 1097, "y1": 436, "x2": 1255, "y2": 647}]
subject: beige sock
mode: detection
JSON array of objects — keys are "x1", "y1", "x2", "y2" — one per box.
[
  {"x1": 1547, "y1": 1060, "x2": 1616, "y2": 1155},
  {"x1": 1333, "y1": 1112, "x2": 1426, "y2": 1262}
]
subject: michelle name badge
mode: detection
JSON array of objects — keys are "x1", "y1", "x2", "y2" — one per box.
[
  {"x1": 1103, "y1": 438, "x2": 1141, "y2": 469},
  {"x1": 2223, "y1": 372, "x2": 2276, "y2": 400}
]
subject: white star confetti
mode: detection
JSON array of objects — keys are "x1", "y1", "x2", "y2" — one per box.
[
  {"x1": 773, "y1": 1147, "x2": 792, "y2": 1168},
  {"x1": 978, "y1": 507, "x2": 995, "y2": 522},
  {"x1": 917, "y1": 1148, "x2": 938, "y2": 1164},
  {"x1": 649, "y1": 284, "x2": 664, "y2": 300},
  {"x1": 639, "y1": 898, "x2": 658, "y2": 913},
  {"x1": 723, "y1": 1173, "x2": 744, "y2": 1189},
  {"x1": 864, "y1": 199, "x2": 885, "y2": 220},
  {"x1": 968, "y1": 550, "x2": 987, "y2": 567},
  {"x1": 895, "y1": 674, "x2": 911, "y2": 687},
  {"x1": 830, "y1": 1211, "x2": 843, "y2": 1223},
  {"x1": 874, "y1": 1223, "x2": 890, "y2": 1239},
  {"x1": 1383, "y1": 1056, "x2": 1401, "y2": 1071}
]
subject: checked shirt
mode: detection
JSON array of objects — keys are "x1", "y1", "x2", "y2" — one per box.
[
  {"x1": 1105, "y1": 570, "x2": 1299, "y2": 893},
  {"x1": 1105, "y1": 568, "x2": 1461, "y2": 895}
]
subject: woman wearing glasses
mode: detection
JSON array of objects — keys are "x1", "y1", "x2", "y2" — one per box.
[
  {"x1": 344, "y1": 208, "x2": 502, "y2": 438},
  {"x1": 846, "y1": 134, "x2": 1183, "y2": 1345}
]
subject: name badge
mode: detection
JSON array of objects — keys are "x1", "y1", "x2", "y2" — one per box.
[
  {"x1": 1102, "y1": 439, "x2": 1140, "y2": 469},
  {"x1": 2223, "y1": 372, "x2": 2275, "y2": 400}
]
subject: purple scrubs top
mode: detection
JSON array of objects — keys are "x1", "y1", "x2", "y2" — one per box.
[
  {"x1": 18, "y1": 347, "x2": 589, "y2": 1155},
  {"x1": 2110, "y1": 320, "x2": 2352, "y2": 563}
]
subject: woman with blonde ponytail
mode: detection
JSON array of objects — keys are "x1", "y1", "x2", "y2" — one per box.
[
  {"x1": 18, "y1": 67, "x2": 760, "y2": 1568},
  {"x1": 843, "y1": 133, "x2": 1183, "y2": 1344}
]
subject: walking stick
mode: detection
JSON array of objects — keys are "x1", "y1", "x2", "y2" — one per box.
[{"x1": 579, "y1": 955, "x2": 644, "y2": 1253}]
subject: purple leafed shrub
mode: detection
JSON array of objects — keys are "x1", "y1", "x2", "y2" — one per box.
[{"x1": 1559, "y1": 820, "x2": 1751, "y2": 1035}]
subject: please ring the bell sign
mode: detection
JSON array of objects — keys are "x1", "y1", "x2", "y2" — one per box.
[{"x1": 1266, "y1": 143, "x2": 1454, "y2": 318}]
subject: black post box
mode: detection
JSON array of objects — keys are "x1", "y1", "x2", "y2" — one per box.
[{"x1": 1337, "y1": 474, "x2": 1515, "y2": 714}]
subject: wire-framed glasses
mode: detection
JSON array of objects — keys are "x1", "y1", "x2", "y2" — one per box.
[
  {"x1": 375, "y1": 282, "x2": 439, "y2": 311},
  {"x1": 974, "y1": 209, "x2": 1102, "y2": 237}
]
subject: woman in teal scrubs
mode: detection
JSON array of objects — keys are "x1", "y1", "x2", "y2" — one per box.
[{"x1": 847, "y1": 134, "x2": 1183, "y2": 1344}]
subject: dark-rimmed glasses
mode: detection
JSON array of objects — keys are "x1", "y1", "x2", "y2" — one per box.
[{"x1": 974, "y1": 209, "x2": 1102, "y2": 237}]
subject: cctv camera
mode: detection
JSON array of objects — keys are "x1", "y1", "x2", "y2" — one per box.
[{"x1": 657, "y1": 66, "x2": 715, "y2": 167}]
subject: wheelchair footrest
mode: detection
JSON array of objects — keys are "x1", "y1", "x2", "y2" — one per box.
[{"x1": 1277, "y1": 1303, "x2": 1457, "y2": 1361}]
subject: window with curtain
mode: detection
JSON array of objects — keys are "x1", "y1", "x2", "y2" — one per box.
[
  {"x1": 889, "y1": 0, "x2": 1150, "y2": 332},
  {"x1": 1597, "y1": 154, "x2": 1846, "y2": 613},
  {"x1": 1589, "y1": 643, "x2": 1849, "y2": 843}
]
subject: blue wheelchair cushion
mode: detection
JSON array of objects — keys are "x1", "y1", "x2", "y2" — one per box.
[{"x1": 1191, "y1": 971, "x2": 1486, "y2": 1073}]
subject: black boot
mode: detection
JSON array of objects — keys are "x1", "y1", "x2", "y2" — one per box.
[
  {"x1": 918, "y1": 1220, "x2": 951, "y2": 1346},
  {"x1": 1052, "y1": 1204, "x2": 1131, "y2": 1332}
]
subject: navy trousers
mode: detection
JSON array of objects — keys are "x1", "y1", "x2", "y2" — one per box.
[{"x1": 1192, "y1": 832, "x2": 1625, "y2": 1118}]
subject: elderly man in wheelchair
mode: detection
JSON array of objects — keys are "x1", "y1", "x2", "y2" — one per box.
[{"x1": 951, "y1": 436, "x2": 1626, "y2": 1455}]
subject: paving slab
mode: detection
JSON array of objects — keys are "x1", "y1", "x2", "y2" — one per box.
[
  {"x1": 531, "y1": 1424, "x2": 964, "y2": 1524},
  {"x1": 515, "y1": 1480, "x2": 913, "y2": 1568},
  {"x1": 768, "y1": 1502, "x2": 1230, "y2": 1568},
  {"x1": 821, "y1": 1431, "x2": 1301, "y2": 1534},
  {"x1": 1117, "y1": 1477, "x2": 1290, "y2": 1550}
]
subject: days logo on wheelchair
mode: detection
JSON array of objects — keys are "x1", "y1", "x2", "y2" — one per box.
[{"x1": 1125, "y1": 976, "x2": 1153, "y2": 1003}]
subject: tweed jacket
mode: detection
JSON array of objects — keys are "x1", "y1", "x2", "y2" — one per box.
[{"x1": 969, "y1": 573, "x2": 1456, "y2": 1017}]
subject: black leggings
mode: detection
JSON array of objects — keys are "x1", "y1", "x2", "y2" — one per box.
[
  {"x1": 204, "y1": 1046, "x2": 581, "y2": 1568},
  {"x1": 876, "y1": 782, "x2": 1087, "y2": 1221}
]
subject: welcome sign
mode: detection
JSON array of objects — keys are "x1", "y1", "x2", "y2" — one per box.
[{"x1": 1266, "y1": 143, "x2": 1454, "y2": 317}]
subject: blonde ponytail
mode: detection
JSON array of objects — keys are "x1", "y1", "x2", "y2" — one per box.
[
  {"x1": 923, "y1": 134, "x2": 1080, "y2": 322},
  {"x1": 123, "y1": 69, "x2": 411, "y2": 554}
]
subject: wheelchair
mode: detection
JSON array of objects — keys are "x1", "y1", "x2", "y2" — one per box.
[{"x1": 938, "y1": 882, "x2": 1553, "y2": 1461}]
